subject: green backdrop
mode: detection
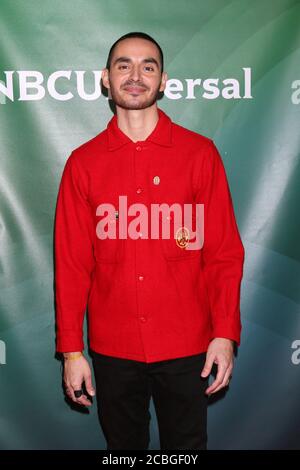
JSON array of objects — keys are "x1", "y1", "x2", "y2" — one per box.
[{"x1": 0, "y1": 0, "x2": 300, "y2": 449}]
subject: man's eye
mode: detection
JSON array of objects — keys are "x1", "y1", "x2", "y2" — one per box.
[
  {"x1": 119, "y1": 65, "x2": 128, "y2": 69},
  {"x1": 145, "y1": 66, "x2": 154, "y2": 71}
]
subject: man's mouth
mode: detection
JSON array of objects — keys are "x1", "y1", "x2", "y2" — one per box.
[{"x1": 123, "y1": 86, "x2": 146, "y2": 94}]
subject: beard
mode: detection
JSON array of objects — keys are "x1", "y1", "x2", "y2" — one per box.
[{"x1": 108, "y1": 82, "x2": 161, "y2": 110}]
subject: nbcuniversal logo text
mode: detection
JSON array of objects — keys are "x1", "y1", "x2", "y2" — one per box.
[{"x1": 0, "y1": 67, "x2": 252, "y2": 102}]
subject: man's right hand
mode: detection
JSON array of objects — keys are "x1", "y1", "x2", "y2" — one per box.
[{"x1": 63, "y1": 352, "x2": 96, "y2": 407}]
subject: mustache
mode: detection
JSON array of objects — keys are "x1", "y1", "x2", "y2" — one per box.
[{"x1": 122, "y1": 82, "x2": 148, "y2": 89}]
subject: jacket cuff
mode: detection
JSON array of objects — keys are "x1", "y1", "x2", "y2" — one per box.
[
  {"x1": 56, "y1": 331, "x2": 84, "y2": 353},
  {"x1": 210, "y1": 321, "x2": 241, "y2": 346}
]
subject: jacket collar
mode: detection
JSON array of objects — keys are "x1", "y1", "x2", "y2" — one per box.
[{"x1": 107, "y1": 107, "x2": 173, "y2": 151}]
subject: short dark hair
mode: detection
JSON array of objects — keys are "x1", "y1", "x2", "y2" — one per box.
[{"x1": 106, "y1": 32, "x2": 164, "y2": 74}]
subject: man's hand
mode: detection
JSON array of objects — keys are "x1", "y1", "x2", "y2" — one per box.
[
  {"x1": 201, "y1": 338, "x2": 234, "y2": 395},
  {"x1": 63, "y1": 352, "x2": 96, "y2": 406}
]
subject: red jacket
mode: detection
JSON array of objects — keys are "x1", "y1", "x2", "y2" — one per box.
[{"x1": 54, "y1": 107, "x2": 245, "y2": 363}]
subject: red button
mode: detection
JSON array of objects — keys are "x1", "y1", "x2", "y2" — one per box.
[
  {"x1": 136, "y1": 146, "x2": 142, "y2": 151},
  {"x1": 139, "y1": 316, "x2": 147, "y2": 322},
  {"x1": 136, "y1": 187, "x2": 143, "y2": 194},
  {"x1": 138, "y1": 275, "x2": 144, "y2": 281}
]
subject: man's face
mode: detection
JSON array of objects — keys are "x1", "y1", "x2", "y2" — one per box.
[{"x1": 102, "y1": 38, "x2": 167, "y2": 110}]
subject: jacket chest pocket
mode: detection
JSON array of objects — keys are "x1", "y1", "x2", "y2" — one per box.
[
  {"x1": 94, "y1": 214, "x2": 124, "y2": 263},
  {"x1": 159, "y1": 212, "x2": 200, "y2": 261}
]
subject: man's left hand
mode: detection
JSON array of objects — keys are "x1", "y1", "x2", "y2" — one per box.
[{"x1": 201, "y1": 337, "x2": 234, "y2": 395}]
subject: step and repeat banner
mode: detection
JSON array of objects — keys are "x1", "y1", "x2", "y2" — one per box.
[{"x1": 0, "y1": 0, "x2": 299, "y2": 450}]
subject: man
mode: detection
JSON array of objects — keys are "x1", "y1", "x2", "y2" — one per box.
[{"x1": 54, "y1": 31, "x2": 245, "y2": 450}]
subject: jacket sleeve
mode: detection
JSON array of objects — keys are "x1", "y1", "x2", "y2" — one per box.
[
  {"x1": 198, "y1": 140, "x2": 245, "y2": 346},
  {"x1": 54, "y1": 151, "x2": 96, "y2": 353}
]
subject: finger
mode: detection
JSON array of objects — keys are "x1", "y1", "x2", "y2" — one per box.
[
  {"x1": 209, "y1": 367, "x2": 233, "y2": 395},
  {"x1": 66, "y1": 382, "x2": 78, "y2": 402},
  {"x1": 68, "y1": 388, "x2": 77, "y2": 402},
  {"x1": 200, "y1": 354, "x2": 214, "y2": 378},
  {"x1": 84, "y1": 373, "x2": 96, "y2": 396},
  {"x1": 74, "y1": 389, "x2": 92, "y2": 405},
  {"x1": 69, "y1": 388, "x2": 92, "y2": 406},
  {"x1": 75, "y1": 394, "x2": 93, "y2": 407},
  {"x1": 69, "y1": 383, "x2": 87, "y2": 405},
  {"x1": 70, "y1": 382, "x2": 82, "y2": 396},
  {"x1": 208, "y1": 367, "x2": 232, "y2": 394},
  {"x1": 71, "y1": 383, "x2": 93, "y2": 407},
  {"x1": 64, "y1": 382, "x2": 73, "y2": 398},
  {"x1": 205, "y1": 362, "x2": 228, "y2": 395}
]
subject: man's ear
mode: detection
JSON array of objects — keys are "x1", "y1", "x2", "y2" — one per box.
[
  {"x1": 101, "y1": 68, "x2": 110, "y2": 90},
  {"x1": 159, "y1": 71, "x2": 168, "y2": 92}
]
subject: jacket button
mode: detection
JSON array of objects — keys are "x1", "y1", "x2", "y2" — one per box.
[
  {"x1": 139, "y1": 316, "x2": 147, "y2": 322},
  {"x1": 136, "y1": 146, "x2": 142, "y2": 151},
  {"x1": 138, "y1": 275, "x2": 144, "y2": 281},
  {"x1": 136, "y1": 187, "x2": 143, "y2": 194}
]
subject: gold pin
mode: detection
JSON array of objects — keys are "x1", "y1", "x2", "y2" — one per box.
[
  {"x1": 153, "y1": 176, "x2": 160, "y2": 185},
  {"x1": 175, "y1": 227, "x2": 190, "y2": 249}
]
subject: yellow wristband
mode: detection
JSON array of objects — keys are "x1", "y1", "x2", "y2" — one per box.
[{"x1": 64, "y1": 352, "x2": 83, "y2": 361}]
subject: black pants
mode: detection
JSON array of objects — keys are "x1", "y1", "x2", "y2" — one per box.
[{"x1": 91, "y1": 350, "x2": 209, "y2": 450}]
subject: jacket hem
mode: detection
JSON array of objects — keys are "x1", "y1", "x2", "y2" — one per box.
[{"x1": 88, "y1": 342, "x2": 209, "y2": 363}]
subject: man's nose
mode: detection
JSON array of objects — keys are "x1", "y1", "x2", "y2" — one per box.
[{"x1": 129, "y1": 64, "x2": 142, "y2": 81}]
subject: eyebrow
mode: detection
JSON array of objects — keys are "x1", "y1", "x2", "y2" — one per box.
[{"x1": 112, "y1": 56, "x2": 160, "y2": 69}]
